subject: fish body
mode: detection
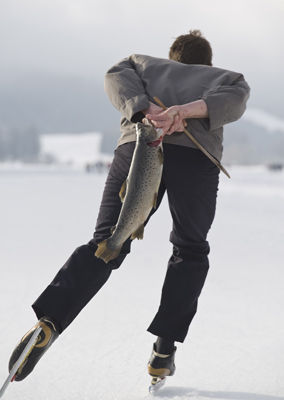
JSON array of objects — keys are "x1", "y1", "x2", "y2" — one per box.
[{"x1": 95, "y1": 120, "x2": 163, "y2": 263}]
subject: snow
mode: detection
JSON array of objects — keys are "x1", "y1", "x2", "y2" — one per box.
[
  {"x1": 0, "y1": 165, "x2": 283, "y2": 400},
  {"x1": 41, "y1": 132, "x2": 112, "y2": 167},
  {"x1": 0, "y1": 132, "x2": 112, "y2": 172}
]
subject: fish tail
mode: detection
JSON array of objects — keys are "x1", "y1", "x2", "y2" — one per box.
[{"x1": 95, "y1": 239, "x2": 121, "y2": 264}]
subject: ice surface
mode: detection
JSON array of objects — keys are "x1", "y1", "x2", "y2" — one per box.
[{"x1": 0, "y1": 166, "x2": 283, "y2": 400}]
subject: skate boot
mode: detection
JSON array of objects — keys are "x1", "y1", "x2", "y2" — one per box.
[
  {"x1": 148, "y1": 343, "x2": 176, "y2": 391},
  {"x1": 8, "y1": 317, "x2": 59, "y2": 381}
]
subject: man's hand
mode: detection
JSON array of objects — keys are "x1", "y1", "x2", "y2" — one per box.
[
  {"x1": 146, "y1": 100, "x2": 208, "y2": 136},
  {"x1": 143, "y1": 101, "x2": 164, "y2": 117},
  {"x1": 146, "y1": 105, "x2": 187, "y2": 136}
]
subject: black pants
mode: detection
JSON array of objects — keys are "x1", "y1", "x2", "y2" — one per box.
[{"x1": 32, "y1": 143, "x2": 219, "y2": 343}]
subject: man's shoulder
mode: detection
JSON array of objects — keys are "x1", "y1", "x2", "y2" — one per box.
[
  {"x1": 129, "y1": 54, "x2": 239, "y2": 76},
  {"x1": 129, "y1": 54, "x2": 209, "y2": 77},
  {"x1": 130, "y1": 53, "x2": 193, "y2": 68},
  {"x1": 130, "y1": 54, "x2": 166, "y2": 62}
]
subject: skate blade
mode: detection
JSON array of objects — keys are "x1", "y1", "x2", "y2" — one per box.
[{"x1": 149, "y1": 377, "x2": 166, "y2": 394}]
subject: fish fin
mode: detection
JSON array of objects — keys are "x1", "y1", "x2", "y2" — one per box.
[
  {"x1": 119, "y1": 180, "x2": 127, "y2": 202},
  {"x1": 131, "y1": 224, "x2": 144, "y2": 240},
  {"x1": 95, "y1": 239, "x2": 121, "y2": 264},
  {"x1": 158, "y1": 147, "x2": 164, "y2": 165},
  {"x1": 153, "y1": 192, "x2": 158, "y2": 209},
  {"x1": 110, "y1": 225, "x2": 116, "y2": 234}
]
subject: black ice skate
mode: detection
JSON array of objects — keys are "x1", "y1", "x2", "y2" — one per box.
[
  {"x1": 148, "y1": 343, "x2": 176, "y2": 392},
  {"x1": 8, "y1": 317, "x2": 59, "y2": 381}
]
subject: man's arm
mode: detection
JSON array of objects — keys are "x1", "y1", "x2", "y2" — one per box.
[
  {"x1": 147, "y1": 75, "x2": 250, "y2": 135},
  {"x1": 105, "y1": 55, "x2": 153, "y2": 122},
  {"x1": 201, "y1": 75, "x2": 250, "y2": 131}
]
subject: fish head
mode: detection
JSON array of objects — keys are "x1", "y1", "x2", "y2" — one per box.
[{"x1": 136, "y1": 119, "x2": 163, "y2": 147}]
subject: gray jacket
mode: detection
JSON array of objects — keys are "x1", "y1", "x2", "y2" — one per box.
[{"x1": 104, "y1": 54, "x2": 250, "y2": 161}]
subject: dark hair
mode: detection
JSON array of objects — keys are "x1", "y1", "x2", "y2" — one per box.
[{"x1": 169, "y1": 30, "x2": 212, "y2": 66}]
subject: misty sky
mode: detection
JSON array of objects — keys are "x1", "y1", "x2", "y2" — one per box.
[{"x1": 0, "y1": 0, "x2": 283, "y2": 120}]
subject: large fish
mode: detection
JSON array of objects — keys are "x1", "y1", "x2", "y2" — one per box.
[{"x1": 95, "y1": 119, "x2": 163, "y2": 263}]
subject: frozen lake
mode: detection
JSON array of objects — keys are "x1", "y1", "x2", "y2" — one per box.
[{"x1": 0, "y1": 165, "x2": 283, "y2": 400}]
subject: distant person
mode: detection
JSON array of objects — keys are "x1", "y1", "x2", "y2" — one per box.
[{"x1": 8, "y1": 30, "x2": 250, "y2": 387}]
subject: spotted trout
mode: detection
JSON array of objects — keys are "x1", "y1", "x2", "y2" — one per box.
[{"x1": 95, "y1": 119, "x2": 163, "y2": 263}]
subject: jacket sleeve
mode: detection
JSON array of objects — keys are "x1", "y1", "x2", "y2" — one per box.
[
  {"x1": 202, "y1": 74, "x2": 250, "y2": 131},
  {"x1": 104, "y1": 55, "x2": 150, "y2": 122}
]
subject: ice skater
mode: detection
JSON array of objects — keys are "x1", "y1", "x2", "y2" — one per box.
[{"x1": 7, "y1": 30, "x2": 250, "y2": 391}]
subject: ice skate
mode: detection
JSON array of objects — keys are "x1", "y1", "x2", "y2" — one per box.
[
  {"x1": 8, "y1": 317, "x2": 59, "y2": 381},
  {"x1": 148, "y1": 343, "x2": 176, "y2": 393}
]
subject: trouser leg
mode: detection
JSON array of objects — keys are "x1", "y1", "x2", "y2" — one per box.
[
  {"x1": 32, "y1": 143, "x2": 136, "y2": 332},
  {"x1": 32, "y1": 142, "x2": 165, "y2": 333},
  {"x1": 147, "y1": 144, "x2": 219, "y2": 342},
  {"x1": 32, "y1": 243, "x2": 113, "y2": 333}
]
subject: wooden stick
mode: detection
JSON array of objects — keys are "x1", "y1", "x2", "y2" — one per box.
[{"x1": 153, "y1": 96, "x2": 231, "y2": 179}]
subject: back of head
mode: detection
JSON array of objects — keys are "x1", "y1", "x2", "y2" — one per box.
[{"x1": 169, "y1": 29, "x2": 212, "y2": 66}]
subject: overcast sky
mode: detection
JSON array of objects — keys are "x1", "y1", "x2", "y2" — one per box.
[{"x1": 0, "y1": 0, "x2": 283, "y2": 117}]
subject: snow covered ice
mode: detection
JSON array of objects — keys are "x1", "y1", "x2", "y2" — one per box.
[{"x1": 0, "y1": 165, "x2": 283, "y2": 400}]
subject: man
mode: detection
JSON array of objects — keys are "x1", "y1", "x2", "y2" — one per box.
[{"x1": 8, "y1": 30, "x2": 250, "y2": 384}]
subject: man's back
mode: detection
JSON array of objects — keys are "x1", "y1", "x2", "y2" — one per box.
[{"x1": 105, "y1": 54, "x2": 250, "y2": 161}]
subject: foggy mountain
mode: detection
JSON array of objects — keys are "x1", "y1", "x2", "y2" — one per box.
[{"x1": 0, "y1": 72, "x2": 120, "y2": 134}]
